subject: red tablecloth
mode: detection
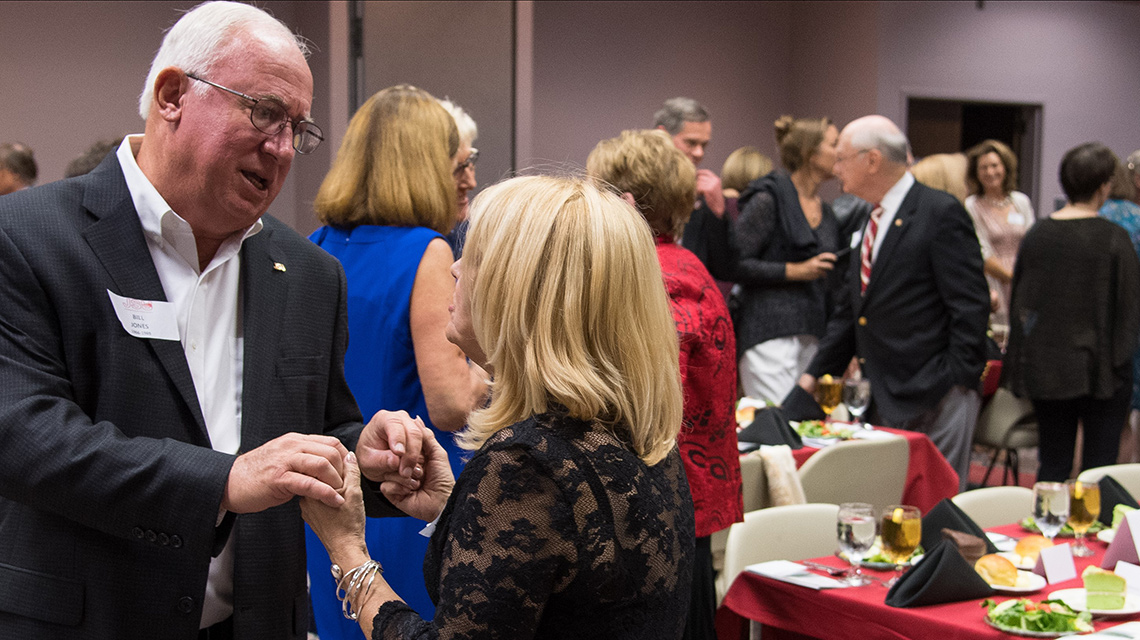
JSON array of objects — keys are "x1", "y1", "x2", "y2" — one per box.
[
  {"x1": 790, "y1": 427, "x2": 959, "y2": 514},
  {"x1": 717, "y1": 523, "x2": 1134, "y2": 640}
]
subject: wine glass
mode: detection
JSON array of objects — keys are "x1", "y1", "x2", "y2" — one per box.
[
  {"x1": 1066, "y1": 479, "x2": 1101, "y2": 557},
  {"x1": 816, "y1": 375, "x2": 843, "y2": 420},
  {"x1": 843, "y1": 378, "x2": 872, "y2": 429},
  {"x1": 880, "y1": 505, "x2": 921, "y2": 588},
  {"x1": 1033, "y1": 481, "x2": 1070, "y2": 547},
  {"x1": 837, "y1": 502, "x2": 876, "y2": 586}
]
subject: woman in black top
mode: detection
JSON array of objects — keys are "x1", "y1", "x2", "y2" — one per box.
[
  {"x1": 732, "y1": 116, "x2": 841, "y2": 404},
  {"x1": 1004, "y1": 143, "x2": 1140, "y2": 481},
  {"x1": 302, "y1": 175, "x2": 695, "y2": 639}
]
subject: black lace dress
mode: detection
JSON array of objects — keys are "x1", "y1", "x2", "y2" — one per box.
[{"x1": 371, "y1": 410, "x2": 695, "y2": 639}]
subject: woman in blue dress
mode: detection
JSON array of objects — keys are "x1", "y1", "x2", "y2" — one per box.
[{"x1": 306, "y1": 85, "x2": 489, "y2": 639}]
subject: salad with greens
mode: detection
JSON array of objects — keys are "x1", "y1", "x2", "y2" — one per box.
[
  {"x1": 793, "y1": 420, "x2": 853, "y2": 439},
  {"x1": 982, "y1": 598, "x2": 1093, "y2": 635},
  {"x1": 1020, "y1": 516, "x2": 1106, "y2": 537}
]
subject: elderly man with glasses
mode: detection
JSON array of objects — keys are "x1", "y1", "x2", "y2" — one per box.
[
  {"x1": 797, "y1": 115, "x2": 990, "y2": 492},
  {"x1": 0, "y1": 3, "x2": 420, "y2": 639}
]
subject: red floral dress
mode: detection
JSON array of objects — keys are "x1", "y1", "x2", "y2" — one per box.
[{"x1": 656, "y1": 236, "x2": 743, "y2": 537}]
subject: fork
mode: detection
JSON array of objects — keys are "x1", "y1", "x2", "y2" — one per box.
[{"x1": 800, "y1": 561, "x2": 852, "y2": 577}]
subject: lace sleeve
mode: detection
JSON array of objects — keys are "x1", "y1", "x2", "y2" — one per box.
[{"x1": 372, "y1": 445, "x2": 578, "y2": 640}]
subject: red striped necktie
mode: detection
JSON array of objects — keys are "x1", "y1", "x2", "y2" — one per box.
[{"x1": 860, "y1": 205, "x2": 884, "y2": 294}]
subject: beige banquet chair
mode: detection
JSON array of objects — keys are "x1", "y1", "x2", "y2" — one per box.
[
  {"x1": 797, "y1": 436, "x2": 909, "y2": 513},
  {"x1": 952, "y1": 485, "x2": 1033, "y2": 529},
  {"x1": 1078, "y1": 463, "x2": 1140, "y2": 497},
  {"x1": 974, "y1": 387, "x2": 1038, "y2": 486},
  {"x1": 716, "y1": 503, "x2": 840, "y2": 605},
  {"x1": 711, "y1": 451, "x2": 770, "y2": 575}
]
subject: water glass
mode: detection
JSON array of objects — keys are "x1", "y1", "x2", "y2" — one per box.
[
  {"x1": 843, "y1": 379, "x2": 872, "y2": 429},
  {"x1": 837, "y1": 502, "x2": 876, "y2": 586},
  {"x1": 1033, "y1": 481, "x2": 1070, "y2": 545}
]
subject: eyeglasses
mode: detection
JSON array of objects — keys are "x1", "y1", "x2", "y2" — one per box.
[
  {"x1": 185, "y1": 72, "x2": 324, "y2": 154},
  {"x1": 454, "y1": 148, "x2": 479, "y2": 176},
  {"x1": 835, "y1": 149, "x2": 870, "y2": 164}
]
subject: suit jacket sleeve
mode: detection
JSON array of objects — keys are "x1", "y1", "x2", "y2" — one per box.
[{"x1": 929, "y1": 197, "x2": 991, "y2": 387}]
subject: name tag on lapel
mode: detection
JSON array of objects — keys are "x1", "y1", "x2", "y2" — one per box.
[{"x1": 107, "y1": 290, "x2": 180, "y2": 341}]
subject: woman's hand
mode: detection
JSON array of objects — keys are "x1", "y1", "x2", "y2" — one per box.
[
  {"x1": 301, "y1": 451, "x2": 369, "y2": 563},
  {"x1": 786, "y1": 252, "x2": 836, "y2": 281},
  {"x1": 379, "y1": 420, "x2": 456, "y2": 523}
]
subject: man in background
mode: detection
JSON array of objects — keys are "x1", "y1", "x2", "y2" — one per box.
[{"x1": 0, "y1": 142, "x2": 37, "y2": 195}]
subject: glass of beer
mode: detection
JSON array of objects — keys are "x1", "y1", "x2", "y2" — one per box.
[
  {"x1": 1066, "y1": 479, "x2": 1101, "y2": 557},
  {"x1": 816, "y1": 374, "x2": 843, "y2": 419},
  {"x1": 880, "y1": 505, "x2": 921, "y2": 588}
]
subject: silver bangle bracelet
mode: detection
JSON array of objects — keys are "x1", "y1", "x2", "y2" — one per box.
[{"x1": 330, "y1": 559, "x2": 383, "y2": 620}]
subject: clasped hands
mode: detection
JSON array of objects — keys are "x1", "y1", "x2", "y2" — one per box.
[{"x1": 223, "y1": 410, "x2": 454, "y2": 525}]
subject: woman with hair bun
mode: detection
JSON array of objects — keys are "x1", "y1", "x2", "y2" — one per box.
[{"x1": 731, "y1": 116, "x2": 841, "y2": 404}]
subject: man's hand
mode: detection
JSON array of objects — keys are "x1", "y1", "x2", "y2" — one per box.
[
  {"x1": 798, "y1": 373, "x2": 817, "y2": 394},
  {"x1": 378, "y1": 421, "x2": 455, "y2": 522},
  {"x1": 786, "y1": 252, "x2": 837, "y2": 281},
  {"x1": 222, "y1": 433, "x2": 348, "y2": 513},
  {"x1": 696, "y1": 169, "x2": 725, "y2": 217},
  {"x1": 356, "y1": 410, "x2": 425, "y2": 484}
]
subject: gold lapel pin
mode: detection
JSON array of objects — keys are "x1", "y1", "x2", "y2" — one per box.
[
  {"x1": 894, "y1": 219, "x2": 903, "y2": 227},
  {"x1": 273, "y1": 262, "x2": 287, "y2": 272}
]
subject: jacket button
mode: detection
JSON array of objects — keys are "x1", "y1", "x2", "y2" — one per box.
[
  {"x1": 132, "y1": 527, "x2": 144, "y2": 539},
  {"x1": 170, "y1": 535, "x2": 183, "y2": 548},
  {"x1": 858, "y1": 316, "x2": 868, "y2": 326},
  {"x1": 159, "y1": 533, "x2": 169, "y2": 546},
  {"x1": 146, "y1": 530, "x2": 157, "y2": 543},
  {"x1": 858, "y1": 357, "x2": 866, "y2": 364},
  {"x1": 178, "y1": 596, "x2": 194, "y2": 614}
]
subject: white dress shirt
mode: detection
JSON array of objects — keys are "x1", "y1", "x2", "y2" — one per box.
[
  {"x1": 868, "y1": 171, "x2": 915, "y2": 264},
  {"x1": 116, "y1": 136, "x2": 262, "y2": 628}
]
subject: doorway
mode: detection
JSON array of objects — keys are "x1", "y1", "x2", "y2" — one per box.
[{"x1": 907, "y1": 97, "x2": 1043, "y2": 211}]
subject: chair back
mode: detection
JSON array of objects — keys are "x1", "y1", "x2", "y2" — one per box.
[
  {"x1": 1078, "y1": 464, "x2": 1140, "y2": 498},
  {"x1": 716, "y1": 503, "x2": 840, "y2": 604},
  {"x1": 797, "y1": 436, "x2": 908, "y2": 513},
  {"x1": 951, "y1": 485, "x2": 1033, "y2": 529},
  {"x1": 974, "y1": 388, "x2": 1038, "y2": 450},
  {"x1": 710, "y1": 452, "x2": 771, "y2": 576}
]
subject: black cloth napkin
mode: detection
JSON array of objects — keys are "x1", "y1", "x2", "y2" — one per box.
[
  {"x1": 885, "y1": 541, "x2": 995, "y2": 608},
  {"x1": 1098, "y1": 475, "x2": 1140, "y2": 527},
  {"x1": 920, "y1": 498, "x2": 999, "y2": 555},
  {"x1": 735, "y1": 407, "x2": 803, "y2": 449},
  {"x1": 780, "y1": 385, "x2": 826, "y2": 422}
]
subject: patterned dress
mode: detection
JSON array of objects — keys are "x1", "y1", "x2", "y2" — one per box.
[{"x1": 371, "y1": 411, "x2": 695, "y2": 639}]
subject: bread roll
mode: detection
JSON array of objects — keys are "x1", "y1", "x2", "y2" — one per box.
[
  {"x1": 975, "y1": 553, "x2": 1018, "y2": 587},
  {"x1": 1014, "y1": 535, "x2": 1053, "y2": 563}
]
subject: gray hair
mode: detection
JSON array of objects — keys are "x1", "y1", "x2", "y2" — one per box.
[
  {"x1": 1128, "y1": 149, "x2": 1140, "y2": 174},
  {"x1": 653, "y1": 97, "x2": 709, "y2": 135},
  {"x1": 439, "y1": 98, "x2": 478, "y2": 148},
  {"x1": 138, "y1": 1, "x2": 310, "y2": 120},
  {"x1": 0, "y1": 142, "x2": 37, "y2": 186},
  {"x1": 848, "y1": 117, "x2": 910, "y2": 165}
]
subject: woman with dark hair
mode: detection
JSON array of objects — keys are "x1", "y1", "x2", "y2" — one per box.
[
  {"x1": 305, "y1": 85, "x2": 490, "y2": 638},
  {"x1": 965, "y1": 139, "x2": 1035, "y2": 337},
  {"x1": 1003, "y1": 142, "x2": 1140, "y2": 481},
  {"x1": 731, "y1": 116, "x2": 841, "y2": 404}
]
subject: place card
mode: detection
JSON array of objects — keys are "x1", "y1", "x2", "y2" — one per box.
[
  {"x1": 1103, "y1": 510, "x2": 1140, "y2": 569},
  {"x1": 1032, "y1": 542, "x2": 1077, "y2": 584},
  {"x1": 1113, "y1": 561, "x2": 1140, "y2": 595}
]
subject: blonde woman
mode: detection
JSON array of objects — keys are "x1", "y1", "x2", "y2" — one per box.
[
  {"x1": 306, "y1": 85, "x2": 488, "y2": 636},
  {"x1": 303, "y1": 175, "x2": 695, "y2": 639},
  {"x1": 911, "y1": 152, "x2": 969, "y2": 204}
]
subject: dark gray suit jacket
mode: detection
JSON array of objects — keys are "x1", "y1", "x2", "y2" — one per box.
[
  {"x1": 807, "y1": 180, "x2": 990, "y2": 426},
  {"x1": 0, "y1": 156, "x2": 383, "y2": 639}
]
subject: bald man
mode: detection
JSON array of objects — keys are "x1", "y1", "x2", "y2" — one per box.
[{"x1": 798, "y1": 116, "x2": 989, "y2": 490}]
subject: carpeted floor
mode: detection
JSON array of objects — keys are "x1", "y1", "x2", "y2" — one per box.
[{"x1": 967, "y1": 445, "x2": 1039, "y2": 490}]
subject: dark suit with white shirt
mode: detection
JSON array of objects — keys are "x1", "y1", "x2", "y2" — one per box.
[
  {"x1": 806, "y1": 179, "x2": 989, "y2": 486},
  {"x1": 0, "y1": 155, "x2": 392, "y2": 639}
]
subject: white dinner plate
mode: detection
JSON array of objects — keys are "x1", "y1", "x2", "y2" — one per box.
[
  {"x1": 997, "y1": 551, "x2": 1038, "y2": 571},
  {"x1": 989, "y1": 570, "x2": 1047, "y2": 594},
  {"x1": 1048, "y1": 588, "x2": 1140, "y2": 617},
  {"x1": 1098, "y1": 529, "x2": 1116, "y2": 544}
]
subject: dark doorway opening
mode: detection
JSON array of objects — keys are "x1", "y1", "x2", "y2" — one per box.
[{"x1": 907, "y1": 97, "x2": 1043, "y2": 209}]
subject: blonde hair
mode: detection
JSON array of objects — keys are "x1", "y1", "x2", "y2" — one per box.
[
  {"x1": 912, "y1": 153, "x2": 969, "y2": 204},
  {"x1": 314, "y1": 85, "x2": 458, "y2": 233},
  {"x1": 585, "y1": 129, "x2": 696, "y2": 239},
  {"x1": 721, "y1": 146, "x2": 773, "y2": 192},
  {"x1": 775, "y1": 115, "x2": 832, "y2": 173},
  {"x1": 458, "y1": 175, "x2": 683, "y2": 465},
  {"x1": 965, "y1": 139, "x2": 1019, "y2": 197}
]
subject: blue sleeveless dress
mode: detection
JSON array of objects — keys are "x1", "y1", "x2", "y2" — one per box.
[{"x1": 307, "y1": 224, "x2": 468, "y2": 639}]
